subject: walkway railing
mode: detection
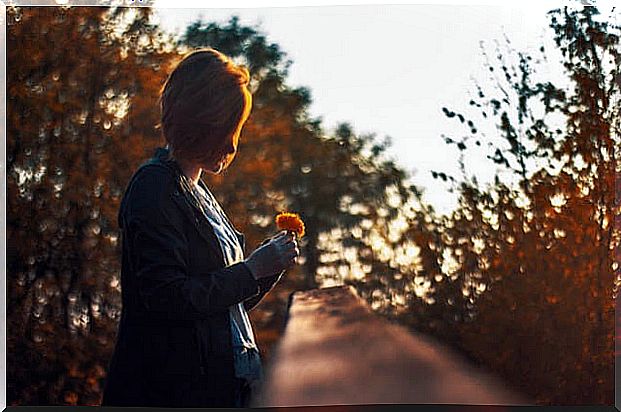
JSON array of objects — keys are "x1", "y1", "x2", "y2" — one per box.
[{"x1": 252, "y1": 285, "x2": 530, "y2": 407}]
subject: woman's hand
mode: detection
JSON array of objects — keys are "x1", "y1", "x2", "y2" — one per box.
[{"x1": 244, "y1": 231, "x2": 299, "y2": 280}]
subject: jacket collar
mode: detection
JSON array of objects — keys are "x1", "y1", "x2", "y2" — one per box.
[
  {"x1": 151, "y1": 145, "x2": 202, "y2": 200},
  {"x1": 149, "y1": 146, "x2": 246, "y2": 256}
]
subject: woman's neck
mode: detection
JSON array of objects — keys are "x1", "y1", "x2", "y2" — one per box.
[{"x1": 172, "y1": 152, "x2": 202, "y2": 186}]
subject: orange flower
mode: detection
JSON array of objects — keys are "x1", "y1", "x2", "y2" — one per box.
[{"x1": 276, "y1": 212, "x2": 305, "y2": 238}]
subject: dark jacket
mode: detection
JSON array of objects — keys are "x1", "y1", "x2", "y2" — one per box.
[{"x1": 101, "y1": 146, "x2": 283, "y2": 407}]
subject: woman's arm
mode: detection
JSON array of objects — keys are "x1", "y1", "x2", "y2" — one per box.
[
  {"x1": 125, "y1": 165, "x2": 261, "y2": 320},
  {"x1": 243, "y1": 270, "x2": 285, "y2": 312}
]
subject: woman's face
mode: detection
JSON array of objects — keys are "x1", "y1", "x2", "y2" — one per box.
[
  {"x1": 193, "y1": 88, "x2": 252, "y2": 175},
  {"x1": 201, "y1": 96, "x2": 251, "y2": 175},
  {"x1": 202, "y1": 129, "x2": 240, "y2": 175}
]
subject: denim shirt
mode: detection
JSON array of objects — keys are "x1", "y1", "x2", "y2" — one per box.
[{"x1": 192, "y1": 182, "x2": 264, "y2": 384}]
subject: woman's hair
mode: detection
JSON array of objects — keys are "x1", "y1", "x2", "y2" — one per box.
[{"x1": 157, "y1": 48, "x2": 252, "y2": 164}]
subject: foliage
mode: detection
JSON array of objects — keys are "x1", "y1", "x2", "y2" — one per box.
[
  {"x1": 7, "y1": 6, "x2": 175, "y2": 405},
  {"x1": 417, "y1": 5, "x2": 620, "y2": 404}
]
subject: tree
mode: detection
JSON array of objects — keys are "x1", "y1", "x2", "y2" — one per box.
[
  {"x1": 7, "y1": 6, "x2": 173, "y2": 405},
  {"x1": 424, "y1": 4, "x2": 619, "y2": 404}
]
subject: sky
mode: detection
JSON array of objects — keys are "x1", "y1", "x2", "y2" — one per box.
[{"x1": 150, "y1": 1, "x2": 589, "y2": 215}]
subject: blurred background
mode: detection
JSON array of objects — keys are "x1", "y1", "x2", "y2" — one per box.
[{"x1": 6, "y1": 1, "x2": 620, "y2": 406}]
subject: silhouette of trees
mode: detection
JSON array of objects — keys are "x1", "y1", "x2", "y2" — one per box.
[
  {"x1": 409, "y1": 5, "x2": 619, "y2": 404},
  {"x1": 7, "y1": 6, "x2": 174, "y2": 404}
]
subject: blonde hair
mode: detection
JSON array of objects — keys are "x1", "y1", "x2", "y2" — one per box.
[{"x1": 158, "y1": 48, "x2": 252, "y2": 164}]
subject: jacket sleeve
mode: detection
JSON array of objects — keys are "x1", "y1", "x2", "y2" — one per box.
[
  {"x1": 243, "y1": 270, "x2": 285, "y2": 312},
  {"x1": 125, "y1": 165, "x2": 260, "y2": 319}
]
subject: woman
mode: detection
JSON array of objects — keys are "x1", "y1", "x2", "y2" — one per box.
[{"x1": 101, "y1": 48, "x2": 299, "y2": 408}]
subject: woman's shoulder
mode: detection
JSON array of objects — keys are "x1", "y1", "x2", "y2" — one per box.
[
  {"x1": 117, "y1": 150, "x2": 182, "y2": 229},
  {"x1": 120, "y1": 162, "x2": 180, "y2": 223},
  {"x1": 134, "y1": 161, "x2": 175, "y2": 183},
  {"x1": 128, "y1": 146, "x2": 181, "y2": 187},
  {"x1": 131, "y1": 163, "x2": 178, "y2": 201}
]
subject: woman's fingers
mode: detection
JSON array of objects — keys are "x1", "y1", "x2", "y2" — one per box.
[
  {"x1": 281, "y1": 240, "x2": 298, "y2": 254},
  {"x1": 269, "y1": 231, "x2": 300, "y2": 269},
  {"x1": 280, "y1": 253, "x2": 294, "y2": 266},
  {"x1": 269, "y1": 231, "x2": 286, "y2": 242},
  {"x1": 276, "y1": 230, "x2": 290, "y2": 239},
  {"x1": 275, "y1": 232, "x2": 296, "y2": 247},
  {"x1": 260, "y1": 231, "x2": 286, "y2": 246},
  {"x1": 277, "y1": 242, "x2": 300, "y2": 265}
]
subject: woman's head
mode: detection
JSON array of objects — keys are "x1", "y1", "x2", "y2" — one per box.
[{"x1": 158, "y1": 48, "x2": 252, "y2": 173}]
